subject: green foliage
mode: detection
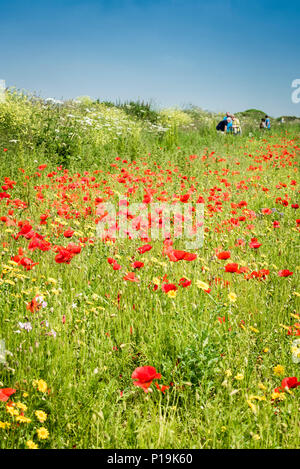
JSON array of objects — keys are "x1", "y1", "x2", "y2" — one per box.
[
  {"x1": 0, "y1": 118, "x2": 299, "y2": 449},
  {"x1": 115, "y1": 100, "x2": 159, "y2": 124}
]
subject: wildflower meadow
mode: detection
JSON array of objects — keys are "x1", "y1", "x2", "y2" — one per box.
[{"x1": 0, "y1": 92, "x2": 299, "y2": 449}]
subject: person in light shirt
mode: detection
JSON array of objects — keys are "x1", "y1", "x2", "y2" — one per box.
[{"x1": 232, "y1": 115, "x2": 241, "y2": 134}]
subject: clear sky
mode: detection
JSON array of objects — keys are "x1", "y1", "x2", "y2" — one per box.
[{"x1": 1, "y1": 0, "x2": 300, "y2": 116}]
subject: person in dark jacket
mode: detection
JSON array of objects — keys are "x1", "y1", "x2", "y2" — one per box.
[{"x1": 216, "y1": 117, "x2": 232, "y2": 133}]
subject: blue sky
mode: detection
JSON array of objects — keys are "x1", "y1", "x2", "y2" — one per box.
[{"x1": 0, "y1": 0, "x2": 299, "y2": 116}]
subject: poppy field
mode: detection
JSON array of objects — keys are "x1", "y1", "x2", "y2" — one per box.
[{"x1": 0, "y1": 100, "x2": 299, "y2": 449}]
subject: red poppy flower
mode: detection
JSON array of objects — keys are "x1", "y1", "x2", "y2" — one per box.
[
  {"x1": 235, "y1": 239, "x2": 245, "y2": 246},
  {"x1": 275, "y1": 377, "x2": 300, "y2": 393},
  {"x1": 54, "y1": 247, "x2": 74, "y2": 264},
  {"x1": 131, "y1": 366, "x2": 161, "y2": 393},
  {"x1": 28, "y1": 236, "x2": 51, "y2": 252},
  {"x1": 138, "y1": 244, "x2": 152, "y2": 254},
  {"x1": 217, "y1": 251, "x2": 231, "y2": 260},
  {"x1": 162, "y1": 283, "x2": 178, "y2": 293},
  {"x1": 281, "y1": 377, "x2": 300, "y2": 390},
  {"x1": 12, "y1": 255, "x2": 38, "y2": 271},
  {"x1": 132, "y1": 261, "x2": 144, "y2": 269},
  {"x1": 26, "y1": 296, "x2": 42, "y2": 313},
  {"x1": 168, "y1": 250, "x2": 197, "y2": 262},
  {"x1": 66, "y1": 243, "x2": 81, "y2": 254},
  {"x1": 249, "y1": 237, "x2": 262, "y2": 249},
  {"x1": 278, "y1": 269, "x2": 293, "y2": 277},
  {"x1": 183, "y1": 252, "x2": 197, "y2": 261},
  {"x1": 225, "y1": 263, "x2": 239, "y2": 273},
  {"x1": 123, "y1": 272, "x2": 139, "y2": 282},
  {"x1": 180, "y1": 194, "x2": 190, "y2": 203},
  {"x1": 63, "y1": 228, "x2": 74, "y2": 238},
  {"x1": 261, "y1": 208, "x2": 272, "y2": 215},
  {"x1": 171, "y1": 250, "x2": 186, "y2": 260},
  {"x1": 155, "y1": 382, "x2": 169, "y2": 393},
  {"x1": 179, "y1": 278, "x2": 192, "y2": 288}
]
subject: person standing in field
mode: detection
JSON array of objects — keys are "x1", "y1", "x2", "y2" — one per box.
[
  {"x1": 260, "y1": 118, "x2": 266, "y2": 129},
  {"x1": 225, "y1": 111, "x2": 234, "y2": 118},
  {"x1": 216, "y1": 117, "x2": 232, "y2": 133},
  {"x1": 265, "y1": 115, "x2": 271, "y2": 130},
  {"x1": 232, "y1": 115, "x2": 241, "y2": 134}
]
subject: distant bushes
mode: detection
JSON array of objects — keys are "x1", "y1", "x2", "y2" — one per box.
[{"x1": 1, "y1": 90, "x2": 299, "y2": 166}]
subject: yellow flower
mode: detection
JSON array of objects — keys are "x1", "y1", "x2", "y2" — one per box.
[
  {"x1": 23, "y1": 392, "x2": 29, "y2": 398},
  {"x1": 258, "y1": 383, "x2": 267, "y2": 391},
  {"x1": 273, "y1": 365, "x2": 284, "y2": 377},
  {"x1": 249, "y1": 395, "x2": 266, "y2": 402},
  {"x1": 271, "y1": 392, "x2": 285, "y2": 401},
  {"x1": 6, "y1": 405, "x2": 19, "y2": 417},
  {"x1": 35, "y1": 410, "x2": 47, "y2": 423},
  {"x1": 26, "y1": 440, "x2": 38, "y2": 449},
  {"x1": 0, "y1": 421, "x2": 11, "y2": 429},
  {"x1": 246, "y1": 399, "x2": 257, "y2": 414},
  {"x1": 228, "y1": 292, "x2": 237, "y2": 302},
  {"x1": 235, "y1": 373, "x2": 244, "y2": 381},
  {"x1": 167, "y1": 290, "x2": 177, "y2": 298},
  {"x1": 252, "y1": 434, "x2": 260, "y2": 441},
  {"x1": 152, "y1": 277, "x2": 160, "y2": 286},
  {"x1": 37, "y1": 427, "x2": 49, "y2": 440},
  {"x1": 37, "y1": 379, "x2": 48, "y2": 393},
  {"x1": 16, "y1": 402, "x2": 28, "y2": 412},
  {"x1": 221, "y1": 426, "x2": 227, "y2": 432},
  {"x1": 16, "y1": 415, "x2": 31, "y2": 424},
  {"x1": 225, "y1": 369, "x2": 232, "y2": 378},
  {"x1": 196, "y1": 280, "x2": 210, "y2": 291},
  {"x1": 4, "y1": 279, "x2": 15, "y2": 286},
  {"x1": 263, "y1": 348, "x2": 269, "y2": 353},
  {"x1": 47, "y1": 277, "x2": 57, "y2": 284}
]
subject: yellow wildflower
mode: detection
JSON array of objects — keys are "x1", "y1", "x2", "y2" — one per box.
[
  {"x1": 16, "y1": 415, "x2": 31, "y2": 424},
  {"x1": 271, "y1": 392, "x2": 285, "y2": 401},
  {"x1": 16, "y1": 402, "x2": 28, "y2": 412},
  {"x1": 37, "y1": 427, "x2": 49, "y2": 440},
  {"x1": 167, "y1": 290, "x2": 177, "y2": 298},
  {"x1": 249, "y1": 395, "x2": 266, "y2": 401},
  {"x1": 0, "y1": 421, "x2": 11, "y2": 429},
  {"x1": 196, "y1": 280, "x2": 210, "y2": 291},
  {"x1": 228, "y1": 292, "x2": 237, "y2": 302},
  {"x1": 235, "y1": 373, "x2": 244, "y2": 381},
  {"x1": 246, "y1": 399, "x2": 257, "y2": 414},
  {"x1": 37, "y1": 379, "x2": 48, "y2": 393},
  {"x1": 258, "y1": 383, "x2": 267, "y2": 391},
  {"x1": 6, "y1": 405, "x2": 19, "y2": 417},
  {"x1": 152, "y1": 277, "x2": 160, "y2": 286},
  {"x1": 273, "y1": 365, "x2": 284, "y2": 377},
  {"x1": 26, "y1": 440, "x2": 38, "y2": 449},
  {"x1": 35, "y1": 410, "x2": 47, "y2": 423}
]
